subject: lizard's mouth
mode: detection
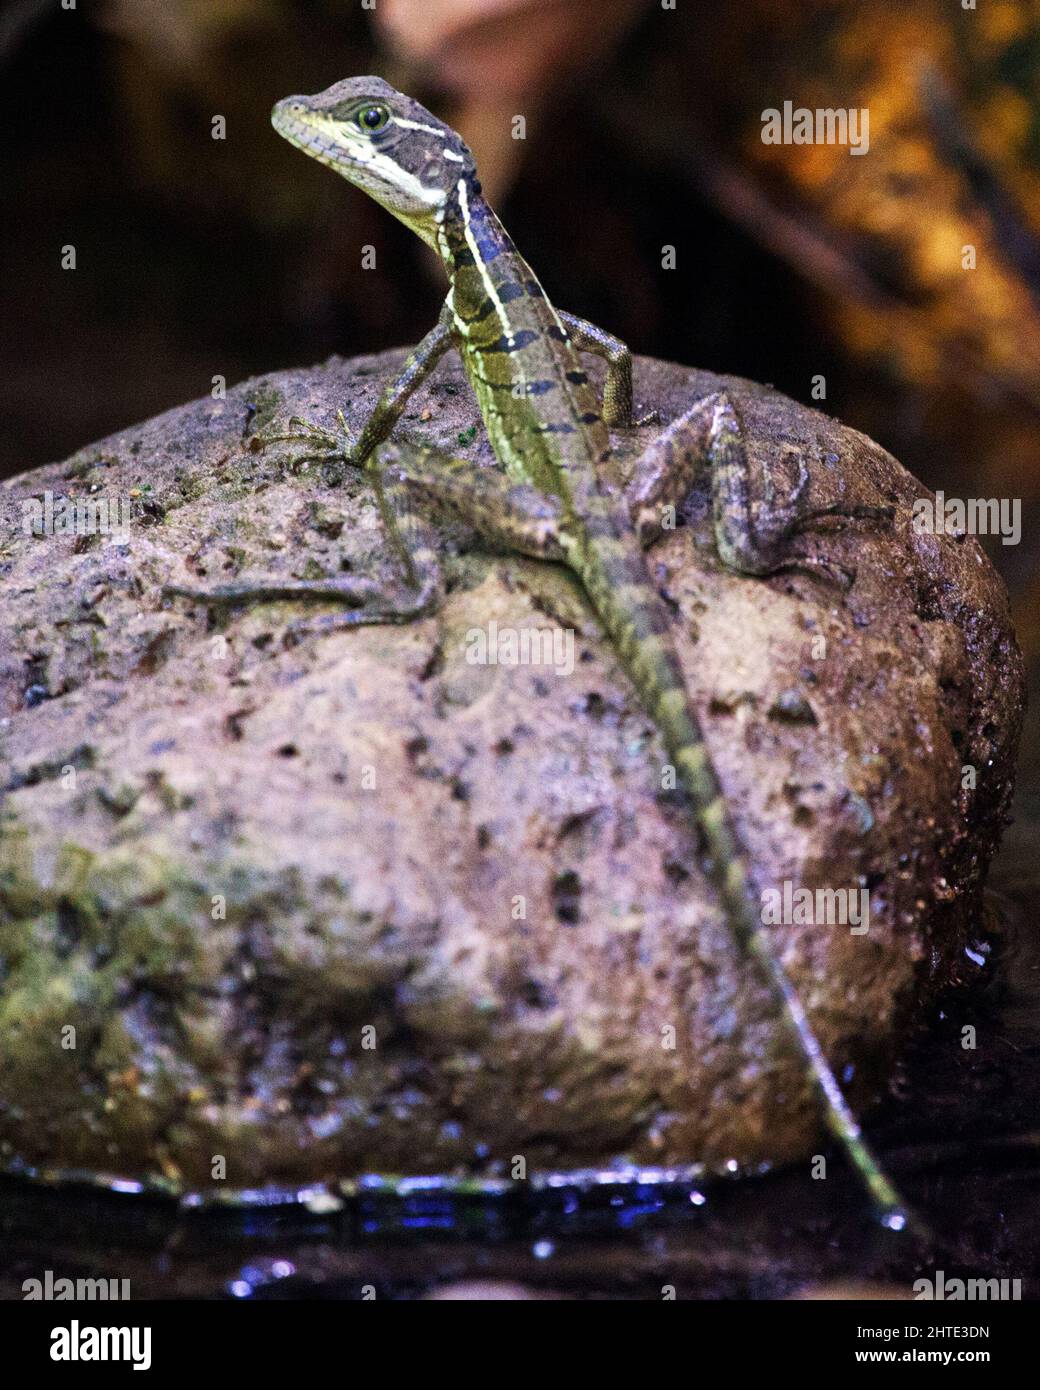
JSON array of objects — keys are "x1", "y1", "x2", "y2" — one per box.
[{"x1": 270, "y1": 98, "x2": 331, "y2": 164}]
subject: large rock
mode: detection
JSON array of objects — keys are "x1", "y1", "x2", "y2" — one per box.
[{"x1": 0, "y1": 350, "x2": 1023, "y2": 1190}]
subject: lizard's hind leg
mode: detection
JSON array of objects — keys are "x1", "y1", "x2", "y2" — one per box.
[
  {"x1": 166, "y1": 439, "x2": 572, "y2": 639},
  {"x1": 627, "y1": 395, "x2": 718, "y2": 547},
  {"x1": 627, "y1": 393, "x2": 893, "y2": 586},
  {"x1": 165, "y1": 462, "x2": 445, "y2": 639},
  {"x1": 706, "y1": 395, "x2": 894, "y2": 586}
]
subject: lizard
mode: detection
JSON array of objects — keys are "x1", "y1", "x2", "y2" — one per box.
[{"x1": 167, "y1": 77, "x2": 907, "y2": 1230}]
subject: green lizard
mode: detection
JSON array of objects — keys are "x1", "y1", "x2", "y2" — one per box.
[{"x1": 169, "y1": 77, "x2": 906, "y2": 1229}]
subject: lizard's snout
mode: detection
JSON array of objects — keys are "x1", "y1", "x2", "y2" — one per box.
[{"x1": 272, "y1": 97, "x2": 309, "y2": 128}]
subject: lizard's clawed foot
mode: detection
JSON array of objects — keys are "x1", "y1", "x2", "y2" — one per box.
[
  {"x1": 769, "y1": 553, "x2": 857, "y2": 590},
  {"x1": 247, "y1": 409, "x2": 358, "y2": 469},
  {"x1": 164, "y1": 567, "x2": 442, "y2": 639},
  {"x1": 765, "y1": 501, "x2": 895, "y2": 590},
  {"x1": 790, "y1": 501, "x2": 896, "y2": 534},
  {"x1": 283, "y1": 575, "x2": 441, "y2": 641}
]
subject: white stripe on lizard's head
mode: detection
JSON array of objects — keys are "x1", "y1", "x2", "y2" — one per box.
[{"x1": 272, "y1": 76, "x2": 478, "y2": 247}]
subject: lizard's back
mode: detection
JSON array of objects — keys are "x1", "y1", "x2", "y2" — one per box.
[{"x1": 439, "y1": 175, "x2": 612, "y2": 515}]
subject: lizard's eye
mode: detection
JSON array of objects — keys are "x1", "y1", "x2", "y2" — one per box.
[{"x1": 357, "y1": 105, "x2": 390, "y2": 133}]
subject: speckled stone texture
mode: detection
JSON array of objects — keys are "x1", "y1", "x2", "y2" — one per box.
[{"x1": 0, "y1": 349, "x2": 1024, "y2": 1190}]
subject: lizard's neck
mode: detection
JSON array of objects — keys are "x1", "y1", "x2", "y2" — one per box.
[{"x1": 436, "y1": 176, "x2": 524, "y2": 311}]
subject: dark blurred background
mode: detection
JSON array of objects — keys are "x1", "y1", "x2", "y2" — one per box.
[{"x1": 2, "y1": 0, "x2": 1037, "y2": 778}]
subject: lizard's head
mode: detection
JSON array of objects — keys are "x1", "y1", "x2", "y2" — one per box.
[{"x1": 272, "y1": 77, "x2": 477, "y2": 247}]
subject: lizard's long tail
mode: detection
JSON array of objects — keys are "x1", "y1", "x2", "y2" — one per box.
[{"x1": 575, "y1": 515, "x2": 911, "y2": 1231}]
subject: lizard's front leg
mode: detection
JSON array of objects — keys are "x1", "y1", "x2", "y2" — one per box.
[
  {"x1": 250, "y1": 302, "x2": 456, "y2": 471},
  {"x1": 557, "y1": 311, "x2": 657, "y2": 429},
  {"x1": 627, "y1": 393, "x2": 893, "y2": 586}
]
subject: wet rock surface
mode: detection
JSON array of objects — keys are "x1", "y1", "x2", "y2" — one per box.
[{"x1": 0, "y1": 348, "x2": 1023, "y2": 1190}]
